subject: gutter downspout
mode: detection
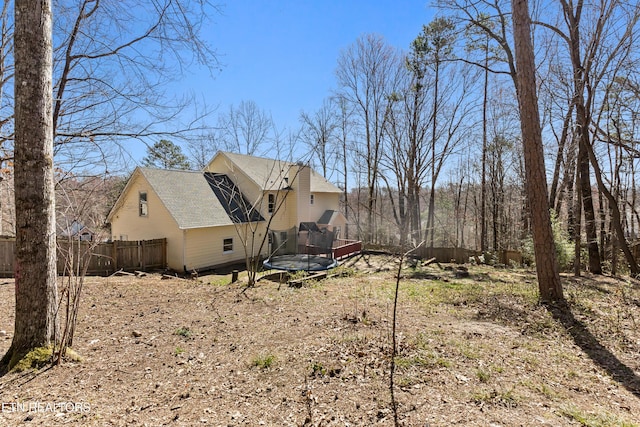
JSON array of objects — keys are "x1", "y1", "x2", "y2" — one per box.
[{"x1": 182, "y1": 229, "x2": 187, "y2": 273}]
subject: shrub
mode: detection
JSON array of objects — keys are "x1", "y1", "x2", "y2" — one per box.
[{"x1": 521, "y1": 209, "x2": 574, "y2": 271}]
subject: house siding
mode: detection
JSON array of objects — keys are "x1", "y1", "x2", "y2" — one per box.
[
  {"x1": 265, "y1": 191, "x2": 295, "y2": 231},
  {"x1": 183, "y1": 223, "x2": 269, "y2": 271},
  {"x1": 109, "y1": 173, "x2": 185, "y2": 271},
  {"x1": 310, "y1": 193, "x2": 340, "y2": 224}
]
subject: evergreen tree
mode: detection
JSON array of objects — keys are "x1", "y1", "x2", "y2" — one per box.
[{"x1": 142, "y1": 140, "x2": 191, "y2": 170}]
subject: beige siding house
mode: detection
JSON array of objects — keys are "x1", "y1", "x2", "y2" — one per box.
[{"x1": 107, "y1": 152, "x2": 345, "y2": 272}]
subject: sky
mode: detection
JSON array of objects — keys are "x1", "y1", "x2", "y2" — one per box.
[{"x1": 156, "y1": 0, "x2": 436, "y2": 163}]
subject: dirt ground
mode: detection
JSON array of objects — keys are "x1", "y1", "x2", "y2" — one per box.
[{"x1": 0, "y1": 254, "x2": 639, "y2": 426}]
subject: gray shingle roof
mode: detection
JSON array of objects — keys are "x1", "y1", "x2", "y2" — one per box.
[
  {"x1": 139, "y1": 168, "x2": 236, "y2": 229},
  {"x1": 219, "y1": 152, "x2": 342, "y2": 193}
]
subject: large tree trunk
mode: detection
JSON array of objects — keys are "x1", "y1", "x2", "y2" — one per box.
[
  {"x1": 1, "y1": 0, "x2": 58, "y2": 371},
  {"x1": 512, "y1": 0, "x2": 563, "y2": 302}
]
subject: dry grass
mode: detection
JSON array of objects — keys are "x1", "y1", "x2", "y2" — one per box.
[{"x1": 0, "y1": 255, "x2": 639, "y2": 426}]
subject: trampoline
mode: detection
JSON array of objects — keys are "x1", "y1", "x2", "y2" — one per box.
[
  {"x1": 264, "y1": 225, "x2": 338, "y2": 272},
  {"x1": 263, "y1": 254, "x2": 338, "y2": 272}
]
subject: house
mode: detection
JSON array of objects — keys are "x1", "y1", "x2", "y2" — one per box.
[
  {"x1": 107, "y1": 151, "x2": 347, "y2": 272},
  {"x1": 57, "y1": 219, "x2": 95, "y2": 241}
]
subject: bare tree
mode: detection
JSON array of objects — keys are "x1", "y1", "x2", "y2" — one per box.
[
  {"x1": 208, "y1": 156, "x2": 307, "y2": 287},
  {"x1": 1, "y1": 0, "x2": 59, "y2": 371},
  {"x1": 187, "y1": 132, "x2": 221, "y2": 170},
  {"x1": 535, "y1": 0, "x2": 640, "y2": 274},
  {"x1": 438, "y1": 0, "x2": 525, "y2": 253},
  {"x1": 0, "y1": 0, "x2": 220, "y2": 176},
  {"x1": 381, "y1": 91, "x2": 413, "y2": 246},
  {"x1": 512, "y1": 0, "x2": 563, "y2": 301},
  {"x1": 336, "y1": 34, "x2": 400, "y2": 244},
  {"x1": 299, "y1": 98, "x2": 339, "y2": 179},
  {"x1": 335, "y1": 95, "x2": 354, "y2": 237},
  {"x1": 557, "y1": 0, "x2": 602, "y2": 274},
  {"x1": 464, "y1": 12, "x2": 497, "y2": 253},
  {"x1": 378, "y1": 34, "x2": 431, "y2": 247},
  {"x1": 216, "y1": 100, "x2": 275, "y2": 156},
  {"x1": 55, "y1": 175, "x2": 115, "y2": 360},
  {"x1": 0, "y1": 0, "x2": 12, "y2": 150},
  {"x1": 417, "y1": 17, "x2": 458, "y2": 247}
]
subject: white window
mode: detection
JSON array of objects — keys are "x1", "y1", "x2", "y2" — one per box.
[
  {"x1": 310, "y1": 194, "x2": 315, "y2": 205},
  {"x1": 139, "y1": 192, "x2": 148, "y2": 217},
  {"x1": 268, "y1": 194, "x2": 275, "y2": 214},
  {"x1": 223, "y1": 238, "x2": 233, "y2": 253}
]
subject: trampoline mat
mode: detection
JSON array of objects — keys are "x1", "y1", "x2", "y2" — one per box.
[{"x1": 263, "y1": 254, "x2": 338, "y2": 272}]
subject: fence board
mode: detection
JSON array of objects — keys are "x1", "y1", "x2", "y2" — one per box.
[
  {"x1": 415, "y1": 247, "x2": 475, "y2": 264},
  {"x1": 0, "y1": 238, "x2": 15, "y2": 277},
  {"x1": 413, "y1": 247, "x2": 522, "y2": 265},
  {"x1": 0, "y1": 238, "x2": 166, "y2": 277}
]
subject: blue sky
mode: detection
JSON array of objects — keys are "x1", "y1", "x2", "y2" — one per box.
[{"x1": 163, "y1": 0, "x2": 436, "y2": 161}]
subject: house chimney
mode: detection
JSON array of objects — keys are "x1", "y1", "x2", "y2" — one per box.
[{"x1": 293, "y1": 163, "x2": 311, "y2": 224}]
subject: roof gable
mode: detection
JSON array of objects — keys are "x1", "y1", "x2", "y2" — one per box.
[
  {"x1": 212, "y1": 152, "x2": 342, "y2": 193},
  {"x1": 140, "y1": 168, "x2": 233, "y2": 229},
  {"x1": 109, "y1": 167, "x2": 264, "y2": 230}
]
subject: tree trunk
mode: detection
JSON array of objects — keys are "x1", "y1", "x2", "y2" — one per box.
[
  {"x1": 426, "y1": 59, "x2": 440, "y2": 248},
  {"x1": 1, "y1": 0, "x2": 58, "y2": 371},
  {"x1": 578, "y1": 124, "x2": 603, "y2": 274},
  {"x1": 549, "y1": 103, "x2": 574, "y2": 208},
  {"x1": 584, "y1": 136, "x2": 639, "y2": 275},
  {"x1": 561, "y1": 0, "x2": 602, "y2": 274},
  {"x1": 480, "y1": 48, "x2": 489, "y2": 253},
  {"x1": 512, "y1": 0, "x2": 563, "y2": 302},
  {"x1": 573, "y1": 161, "x2": 582, "y2": 277}
]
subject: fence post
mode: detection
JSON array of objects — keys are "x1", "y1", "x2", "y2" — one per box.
[
  {"x1": 141, "y1": 240, "x2": 146, "y2": 270},
  {"x1": 112, "y1": 240, "x2": 118, "y2": 272},
  {"x1": 162, "y1": 238, "x2": 167, "y2": 269}
]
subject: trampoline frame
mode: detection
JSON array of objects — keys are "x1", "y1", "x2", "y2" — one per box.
[{"x1": 263, "y1": 254, "x2": 338, "y2": 272}]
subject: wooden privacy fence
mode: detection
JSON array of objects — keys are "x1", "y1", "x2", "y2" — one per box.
[
  {"x1": 0, "y1": 238, "x2": 166, "y2": 277},
  {"x1": 414, "y1": 246, "x2": 523, "y2": 265}
]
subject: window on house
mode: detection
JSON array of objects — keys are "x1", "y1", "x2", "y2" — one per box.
[
  {"x1": 310, "y1": 194, "x2": 315, "y2": 205},
  {"x1": 139, "y1": 192, "x2": 148, "y2": 217},
  {"x1": 223, "y1": 238, "x2": 233, "y2": 253},
  {"x1": 268, "y1": 194, "x2": 275, "y2": 214}
]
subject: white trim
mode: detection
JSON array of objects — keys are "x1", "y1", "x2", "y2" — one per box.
[{"x1": 223, "y1": 237, "x2": 234, "y2": 253}]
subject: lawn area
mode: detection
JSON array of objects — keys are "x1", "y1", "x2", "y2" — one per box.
[{"x1": 0, "y1": 254, "x2": 639, "y2": 426}]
